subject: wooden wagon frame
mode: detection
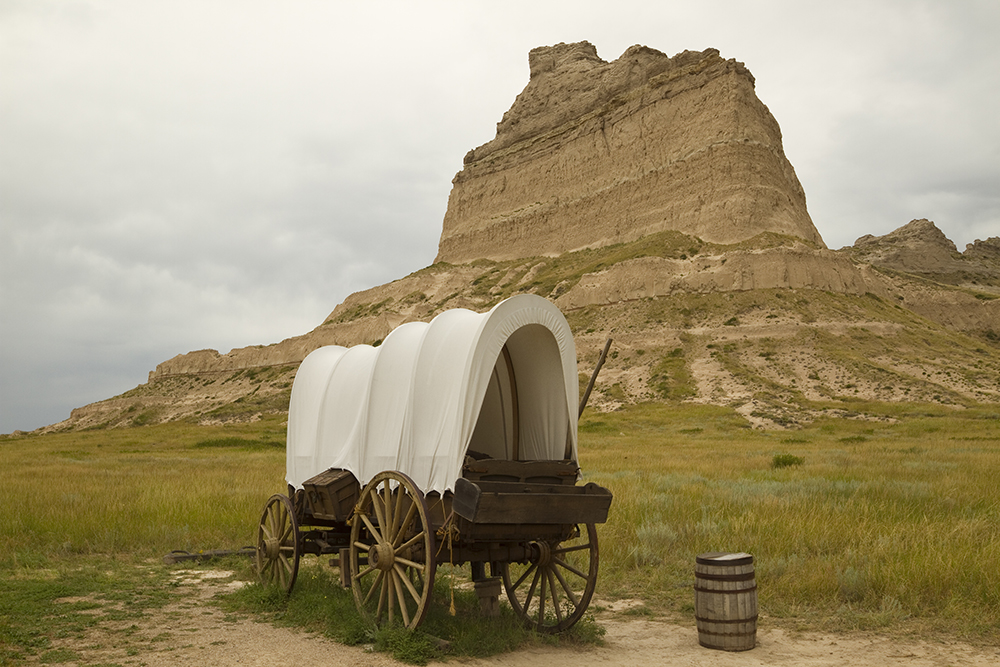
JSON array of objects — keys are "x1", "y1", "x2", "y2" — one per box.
[{"x1": 256, "y1": 295, "x2": 613, "y2": 632}]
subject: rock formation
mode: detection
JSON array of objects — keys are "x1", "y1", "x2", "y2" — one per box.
[
  {"x1": 44, "y1": 44, "x2": 1000, "y2": 433},
  {"x1": 851, "y1": 218, "x2": 962, "y2": 274},
  {"x1": 849, "y1": 218, "x2": 1000, "y2": 287},
  {"x1": 436, "y1": 42, "x2": 823, "y2": 264}
]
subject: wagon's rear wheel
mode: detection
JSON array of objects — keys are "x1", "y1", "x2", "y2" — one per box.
[
  {"x1": 256, "y1": 493, "x2": 300, "y2": 593},
  {"x1": 350, "y1": 471, "x2": 436, "y2": 630},
  {"x1": 498, "y1": 522, "x2": 599, "y2": 633}
]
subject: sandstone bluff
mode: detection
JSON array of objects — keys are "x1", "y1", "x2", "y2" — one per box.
[
  {"x1": 438, "y1": 42, "x2": 822, "y2": 263},
  {"x1": 54, "y1": 43, "x2": 1000, "y2": 432}
]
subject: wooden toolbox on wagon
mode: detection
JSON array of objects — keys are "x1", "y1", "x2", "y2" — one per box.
[{"x1": 301, "y1": 468, "x2": 359, "y2": 522}]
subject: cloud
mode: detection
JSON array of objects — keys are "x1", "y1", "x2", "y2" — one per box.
[{"x1": 2, "y1": 0, "x2": 999, "y2": 432}]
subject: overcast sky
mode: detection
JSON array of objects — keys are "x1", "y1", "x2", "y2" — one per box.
[{"x1": 2, "y1": 0, "x2": 999, "y2": 434}]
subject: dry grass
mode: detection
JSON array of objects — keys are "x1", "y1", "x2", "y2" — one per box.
[
  {"x1": 2, "y1": 404, "x2": 999, "y2": 643},
  {"x1": 578, "y1": 403, "x2": 1000, "y2": 638},
  {"x1": 0, "y1": 417, "x2": 288, "y2": 559}
]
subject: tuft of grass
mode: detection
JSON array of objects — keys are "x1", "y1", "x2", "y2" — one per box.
[{"x1": 771, "y1": 453, "x2": 805, "y2": 469}]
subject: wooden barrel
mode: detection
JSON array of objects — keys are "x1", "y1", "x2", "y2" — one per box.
[{"x1": 694, "y1": 552, "x2": 757, "y2": 651}]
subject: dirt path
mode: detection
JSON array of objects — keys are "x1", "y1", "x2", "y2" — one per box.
[{"x1": 45, "y1": 570, "x2": 1000, "y2": 667}]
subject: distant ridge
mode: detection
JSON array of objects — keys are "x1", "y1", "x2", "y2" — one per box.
[{"x1": 37, "y1": 44, "x2": 1000, "y2": 434}]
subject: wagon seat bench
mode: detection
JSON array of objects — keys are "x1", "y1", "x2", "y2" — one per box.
[{"x1": 255, "y1": 295, "x2": 613, "y2": 633}]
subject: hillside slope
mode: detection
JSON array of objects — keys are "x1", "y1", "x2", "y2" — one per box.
[
  {"x1": 47, "y1": 43, "x2": 1000, "y2": 432},
  {"x1": 60, "y1": 223, "x2": 1000, "y2": 431}
]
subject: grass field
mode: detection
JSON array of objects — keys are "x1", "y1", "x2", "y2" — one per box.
[
  {"x1": 578, "y1": 403, "x2": 1000, "y2": 638},
  {"x1": 2, "y1": 402, "x2": 999, "y2": 663}
]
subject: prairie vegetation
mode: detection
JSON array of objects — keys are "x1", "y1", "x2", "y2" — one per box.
[
  {"x1": 2, "y1": 402, "x2": 999, "y2": 663},
  {"x1": 579, "y1": 403, "x2": 1000, "y2": 638}
]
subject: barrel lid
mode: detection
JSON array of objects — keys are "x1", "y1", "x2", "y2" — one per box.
[{"x1": 696, "y1": 551, "x2": 753, "y2": 566}]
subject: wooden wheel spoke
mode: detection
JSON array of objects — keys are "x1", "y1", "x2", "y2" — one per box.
[
  {"x1": 523, "y1": 567, "x2": 541, "y2": 614},
  {"x1": 552, "y1": 562, "x2": 580, "y2": 606},
  {"x1": 362, "y1": 570, "x2": 384, "y2": 605},
  {"x1": 395, "y1": 563, "x2": 422, "y2": 604},
  {"x1": 395, "y1": 527, "x2": 424, "y2": 552},
  {"x1": 393, "y1": 503, "x2": 419, "y2": 548},
  {"x1": 547, "y1": 568, "x2": 563, "y2": 623},
  {"x1": 537, "y1": 567, "x2": 548, "y2": 627},
  {"x1": 381, "y1": 479, "x2": 393, "y2": 536},
  {"x1": 353, "y1": 541, "x2": 372, "y2": 552},
  {"x1": 355, "y1": 564, "x2": 376, "y2": 582},
  {"x1": 376, "y1": 572, "x2": 388, "y2": 623},
  {"x1": 260, "y1": 521, "x2": 275, "y2": 541},
  {"x1": 387, "y1": 568, "x2": 396, "y2": 625},
  {"x1": 391, "y1": 571, "x2": 411, "y2": 627},
  {"x1": 552, "y1": 556, "x2": 588, "y2": 580},
  {"x1": 392, "y1": 485, "x2": 406, "y2": 540},
  {"x1": 370, "y1": 495, "x2": 387, "y2": 541},
  {"x1": 360, "y1": 513, "x2": 383, "y2": 545},
  {"x1": 393, "y1": 555, "x2": 424, "y2": 571},
  {"x1": 512, "y1": 561, "x2": 538, "y2": 590},
  {"x1": 552, "y1": 542, "x2": 591, "y2": 556}
]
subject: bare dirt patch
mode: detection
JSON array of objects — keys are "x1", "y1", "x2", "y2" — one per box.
[{"x1": 40, "y1": 570, "x2": 1000, "y2": 667}]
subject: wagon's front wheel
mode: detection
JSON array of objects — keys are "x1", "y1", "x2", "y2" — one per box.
[
  {"x1": 256, "y1": 493, "x2": 300, "y2": 593},
  {"x1": 349, "y1": 471, "x2": 436, "y2": 630},
  {"x1": 498, "y1": 522, "x2": 599, "y2": 633}
]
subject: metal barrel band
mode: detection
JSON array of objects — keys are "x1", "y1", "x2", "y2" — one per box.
[
  {"x1": 695, "y1": 613, "x2": 759, "y2": 626},
  {"x1": 694, "y1": 583, "x2": 758, "y2": 594},
  {"x1": 695, "y1": 571, "x2": 756, "y2": 582}
]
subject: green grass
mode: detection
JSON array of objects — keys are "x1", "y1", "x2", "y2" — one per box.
[
  {"x1": 578, "y1": 403, "x2": 1000, "y2": 639},
  {"x1": 0, "y1": 416, "x2": 289, "y2": 558},
  {"x1": 220, "y1": 564, "x2": 603, "y2": 665},
  {"x1": 0, "y1": 555, "x2": 181, "y2": 665},
  {"x1": 2, "y1": 403, "x2": 999, "y2": 663}
]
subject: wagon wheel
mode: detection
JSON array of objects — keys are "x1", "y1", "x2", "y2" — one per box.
[
  {"x1": 349, "y1": 471, "x2": 437, "y2": 630},
  {"x1": 256, "y1": 493, "x2": 300, "y2": 593},
  {"x1": 498, "y1": 523, "x2": 599, "y2": 633}
]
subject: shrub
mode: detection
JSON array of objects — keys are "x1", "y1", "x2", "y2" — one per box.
[{"x1": 772, "y1": 453, "x2": 805, "y2": 469}]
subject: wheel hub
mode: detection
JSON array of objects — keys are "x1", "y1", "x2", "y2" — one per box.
[
  {"x1": 370, "y1": 542, "x2": 396, "y2": 572},
  {"x1": 264, "y1": 537, "x2": 281, "y2": 560},
  {"x1": 530, "y1": 541, "x2": 552, "y2": 567}
]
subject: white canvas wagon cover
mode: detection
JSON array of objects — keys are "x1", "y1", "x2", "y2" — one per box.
[{"x1": 286, "y1": 294, "x2": 578, "y2": 494}]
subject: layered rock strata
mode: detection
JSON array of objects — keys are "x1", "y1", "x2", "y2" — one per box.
[
  {"x1": 436, "y1": 42, "x2": 823, "y2": 264},
  {"x1": 44, "y1": 39, "x2": 1000, "y2": 432}
]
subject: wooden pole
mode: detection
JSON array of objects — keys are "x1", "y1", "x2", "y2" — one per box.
[{"x1": 578, "y1": 338, "x2": 613, "y2": 418}]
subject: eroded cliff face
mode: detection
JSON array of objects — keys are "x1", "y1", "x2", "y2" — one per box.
[
  {"x1": 45, "y1": 44, "x2": 1000, "y2": 433},
  {"x1": 436, "y1": 43, "x2": 823, "y2": 264}
]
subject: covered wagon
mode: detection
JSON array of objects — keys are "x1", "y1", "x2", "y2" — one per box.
[{"x1": 256, "y1": 294, "x2": 612, "y2": 631}]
